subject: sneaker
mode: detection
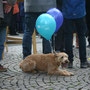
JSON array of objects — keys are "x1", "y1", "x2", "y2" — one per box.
[
  {"x1": 87, "y1": 62, "x2": 90, "y2": 67},
  {"x1": 68, "y1": 62, "x2": 73, "y2": 68},
  {"x1": 0, "y1": 64, "x2": 7, "y2": 72},
  {"x1": 80, "y1": 63, "x2": 88, "y2": 68}
]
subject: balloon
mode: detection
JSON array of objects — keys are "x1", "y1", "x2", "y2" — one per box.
[
  {"x1": 36, "y1": 13, "x2": 56, "y2": 40},
  {"x1": 47, "y1": 8, "x2": 63, "y2": 33}
]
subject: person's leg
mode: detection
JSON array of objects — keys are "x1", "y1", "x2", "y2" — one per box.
[
  {"x1": 0, "y1": 27, "x2": 6, "y2": 61},
  {"x1": 76, "y1": 33, "x2": 79, "y2": 48},
  {"x1": 42, "y1": 38, "x2": 51, "y2": 54},
  {"x1": 86, "y1": 20, "x2": 90, "y2": 46},
  {"x1": 9, "y1": 14, "x2": 18, "y2": 35},
  {"x1": 75, "y1": 17, "x2": 87, "y2": 68},
  {"x1": 86, "y1": 7, "x2": 90, "y2": 47},
  {"x1": 88, "y1": 30, "x2": 90, "y2": 46},
  {"x1": 23, "y1": 12, "x2": 40, "y2": 58},
  {"x1": 21, "y1": 16, "x2": 25, "y2": 33},
  {"x1": 55, "y1": 25, "x2": 65, "y2": 52},
  {"x1": 0, "y1": 27, "x2": 7, "y2": 72},
  {"x1": 23, "y1": 13, "x2": 35, "y2": 58},
  {"x1": 64, "y1": 19, "x2": 74, "y2": 67}
]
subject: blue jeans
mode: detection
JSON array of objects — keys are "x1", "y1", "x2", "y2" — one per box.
[
  {"x1": 23, "y1": 12, "x2": 51, "y2": 58},
  {"x1": 64, "y1": 17, "x2": 87, "y2": 63},
  {"x1": 0, "y1": 27, "x2": 6, "y2": 61},
  {"x1": 21, "y1": 16, "x2": 25, "y2": 33}
]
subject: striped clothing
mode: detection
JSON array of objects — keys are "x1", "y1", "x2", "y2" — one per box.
[{"x1": 24, "y1": 0, "x2": 56, "y2": 12}]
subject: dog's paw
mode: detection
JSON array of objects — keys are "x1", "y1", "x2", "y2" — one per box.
[
  {"x1": 62, "y1": 70, "x2": 74, "y2": 76},
  {"x1": 69, "y1": 72, "x2": 74, "y2": 76}
]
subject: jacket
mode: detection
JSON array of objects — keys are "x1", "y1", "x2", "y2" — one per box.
[
  {"x1": 13, "y1": 2, "x2": 19, "y2": 15},
  {"x1": 0, "y1": 0, "x2": 17, "y2": 18},
  {"x1": 62, "y1": 0, "x2": 86, "y2": 19},
  {"x1": 24, "y1": 0, "x2": 56, "y2": 12}
]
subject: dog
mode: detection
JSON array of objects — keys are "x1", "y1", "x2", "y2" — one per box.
[{"x1": 19, "y1": 52, "x2": 74, "y2": 76}]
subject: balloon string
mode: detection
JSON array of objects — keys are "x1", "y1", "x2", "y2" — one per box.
[
  {"x1": 53, "y1": 34, "x2": 56, "y2": 53},
  {"x1": 50, "y1": 34, "x2": 56, "y2": 53}
]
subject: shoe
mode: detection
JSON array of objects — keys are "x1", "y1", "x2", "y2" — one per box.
[
  {"x1": 87, "y1": 62, "x2": 90, "y2": 67},
  {"x1": 80, "y1": 62, "x2": 88, "y2": 68},
  {"x1": 0, "y1": 64, "x2": 7, "y2": 72},
  {"x1": 68, "y1": 62, "x2": 73, "y2": 68}
]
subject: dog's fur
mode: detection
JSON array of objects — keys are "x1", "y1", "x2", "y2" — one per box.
[{"x1": 19, "y1": 53, "x2": 74, "y2": 76}]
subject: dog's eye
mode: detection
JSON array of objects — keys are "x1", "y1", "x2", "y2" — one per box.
[{"x1": 61, "y1": 56, "x2": 64, "y2": 59}]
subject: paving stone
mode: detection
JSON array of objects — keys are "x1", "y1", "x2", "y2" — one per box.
[{"x1": 0, "y1": 36, "x2": 90, "y2": 90}]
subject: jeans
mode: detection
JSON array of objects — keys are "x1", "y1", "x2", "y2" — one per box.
[
  {"x1": 23, "y1": 12, "x2": 51, "y2": 58},
  {"x1": 0, "y1": 27, "x2": 6, "y2": 61},
  {"x1": 64, "y1": 17, "x2": 87, "y2": 63},
  {"x1": 21, "y1": 16, "x2": 25, "y2": 33}
]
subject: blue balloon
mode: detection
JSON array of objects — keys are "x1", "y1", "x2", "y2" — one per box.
[
  {"x1": 47, "y1": 8, "x2": 63, "y2": 33},
  {"x1": 36, "y1": 13, "x2": 56, "y2": 40}
]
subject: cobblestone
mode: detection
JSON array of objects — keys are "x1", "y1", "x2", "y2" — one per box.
[{"x1": 0, "y1": 37, "x2": 90, "y2": 90}]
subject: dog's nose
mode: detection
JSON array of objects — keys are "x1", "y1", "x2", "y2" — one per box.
[{"x1": 65, "y1": 60, "x2": 69, "y2": 63}]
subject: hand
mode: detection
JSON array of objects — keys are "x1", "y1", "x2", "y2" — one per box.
[
  {"x1": 4, "y1": 4, "x2": 12, "y2": 14},
  {"x1": 1, "y1": 1, "x2": 8, "y2": 4},
  {"x1": 2, "y1": 1, "x2": 12, "y2": 14}
]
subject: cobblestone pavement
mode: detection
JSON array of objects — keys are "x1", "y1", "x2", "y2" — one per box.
[{"x1": 0, "y1": 37, "x2": 90, "y2": 90}]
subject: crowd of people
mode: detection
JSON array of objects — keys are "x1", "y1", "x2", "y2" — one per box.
[{"x1": 0, "y1": 0, "x2": 90, "y2": 72}]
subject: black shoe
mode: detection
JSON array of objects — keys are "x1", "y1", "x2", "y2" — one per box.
[
  {"x1": 68, "y1": 62, "x2": 73, "y2": 68},
  {"x1": 80, "y1": 62, "x2": 88, "y2": 68}
]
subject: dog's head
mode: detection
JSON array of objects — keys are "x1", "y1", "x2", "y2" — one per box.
[{"x1": 54, "y1": 52, "x2": 69, "y2": 68}]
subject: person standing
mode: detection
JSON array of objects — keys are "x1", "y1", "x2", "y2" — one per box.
[
  {"x1": 23, "y1": 0, "x2": 56, "y2": 58},
  {"x1": 9, "y1": 2, "x2": 19, "y2": 35},
  {"x1": 55, "y1": 0, "x2": 65, "y2": 52},
  {"x1": 86, "y1": 0, "x2": 90, "y2": 47},
  {"x1": 18, "y1": 2, "x2": 25, "y2": 33},
  {"x1": 0, "y1": 0, "x2": 16, "y2": 72},
  {"x1": 62, "y1": 0, "x2": 89, "y2": 68}
]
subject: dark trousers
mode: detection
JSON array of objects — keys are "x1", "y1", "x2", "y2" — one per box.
[
  {"x1": 86, "y1": 15, "x2": 90, "y2": 45},
  {"x1": 9, "y1": 14, "x2": 17, "y2": 34},
  {"x1": 64, "y1": 17, "x2": 87, "y2": 63},
  {"x1": 86, "y1": 0, "x2": 90, "y2": 45},
  {"x1": 55, "y1": 25, "x2": 65, "y2": 52},
  {"x1": 23, "y1": 12, "x2": 51, "y2": 58}
]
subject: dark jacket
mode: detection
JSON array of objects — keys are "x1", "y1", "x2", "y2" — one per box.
[{"x1": 62, "y1": 0, "x2": 86, "y2": 19}]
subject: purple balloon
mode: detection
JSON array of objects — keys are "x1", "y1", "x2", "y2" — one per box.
[{"x1": 47, "y1": 8, "x2": 63, "y2": 33}]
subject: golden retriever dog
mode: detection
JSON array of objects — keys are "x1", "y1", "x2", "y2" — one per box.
[{"x1": 19, "y1": 52, "x2": 74, "y2": 76}]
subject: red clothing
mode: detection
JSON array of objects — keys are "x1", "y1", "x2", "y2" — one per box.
[{"x1": 13, "y1": 2, "x2": 19, "y2": 14}]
